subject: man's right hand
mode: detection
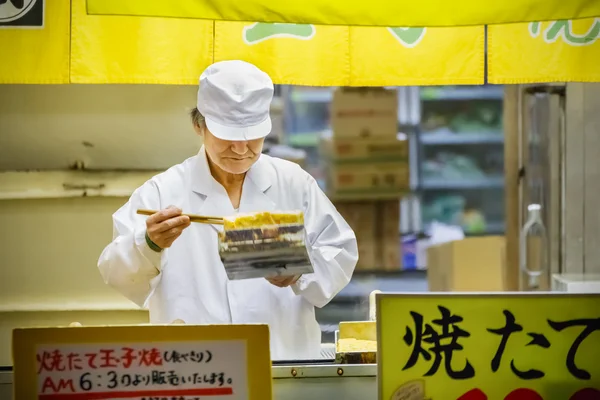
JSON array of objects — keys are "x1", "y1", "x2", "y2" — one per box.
[{"x1": 146, "y1": 206, "x2": 191, "y2": 249}]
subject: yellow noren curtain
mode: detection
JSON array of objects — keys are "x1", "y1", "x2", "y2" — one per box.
[
  {"x1": 349, "y1": 26, "x2": 484, "y2": 86},
  {"x1": 70, "y1": 0, "x2": 213, "y2": 84},
  {"x1": 214, "y1": 23, "x2": 485, "y2": 86},
  {"x1": 0, "y1": 0, "x2": 70, "y2": 84},
  {"x1": 489, "y1": 18, "x2": 600, "y2": 83},
  {"x1": 86, "y1": 0, "x2": 600, "y2": 28},
  {"x1": 1, "y1": 2, "x2": 598, "y2": 85}
]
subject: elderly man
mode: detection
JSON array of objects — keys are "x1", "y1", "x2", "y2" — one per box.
[{"x1": 98, "y1": 60, "x2": 358, "y2": 360}]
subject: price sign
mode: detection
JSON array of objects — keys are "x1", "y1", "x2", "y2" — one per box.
[
  {"x1": 376, "y1": 293, "x2": 600, "y2": 400},
  {"x1": 13, "y1": 324, "x2": 272, "y2": 399}
]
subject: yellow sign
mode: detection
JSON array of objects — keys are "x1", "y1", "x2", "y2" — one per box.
[
  {"x1": 86, "y1": 0, "x2": 600, "y2": 28},
  {"x1": 215, "y1": 23, "x2": 484, "y2": 86},
  {"x1": 0, "y1": 0, "x2": 70, "y2": 84},
  {"x1": 489, "y1": 18, "x2": 600, "y2": 83},
  {"x1": 13, "y1": 324, "x2": 272, "y2": 399},
  {"x1": 70, "y1": 0, "x2": 213, "y2": 84},
  {"x1": 377, "y1": 293, "x2": 600, "y2": 400}
]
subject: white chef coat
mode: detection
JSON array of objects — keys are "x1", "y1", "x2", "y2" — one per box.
[{"x1": 97, "y1": 147, "x2": 358, "y2": 360}]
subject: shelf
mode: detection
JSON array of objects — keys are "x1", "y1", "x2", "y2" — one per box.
[
  {"x1": 290, "y1": 87, "x2": 503, "y2": 103},
  {"x1": 290, "y1": 89, "x2": 333, "y2": 103},
  {"x1": 270, "y1": 97, "x2": 284, "y2": 113},
  {"x1": 334, "y1": 271, "x2": 429, "y2": 299},
  {"x1": 352, "y1": 269, "x2": 426, "y2": 277},
  {"x1": 486, "y1": 221, "x2": 505, "y2": 232},
  {"x1": 421, "y1": 131, "x2": 504, "y2": 145},
  {"x1": 328, "y1": 191, "x2": 408, "y2": 202},
  {"x1": 0, "y1": 299, "x2": 143, "y2": 312},
  {"x1": 421, "y1": 176, "x2": 504, "y2": 190},
  {"x1": 0, "y1": 170, "x2": 159, "y2": 200},
  {"x1": 287, "y1": 132, "x2": 321, "y2": 147},
  {"x1": 421, "y1": 87, "x2": 504, "y2": 101},
  {"x1": 288, "y1": 131, "x2": 411, "y2": 148},
  {"x1": 463, "y1": 221, "x2": 505, "y2": 236}
]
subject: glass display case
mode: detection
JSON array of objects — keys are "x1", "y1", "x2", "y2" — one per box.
[
  {"x1": 280, "y1": 86, "x2": 334, "y2": 184},
  {"x1": 278, "y1": 84, "x2": 505, "y2": 342},
  {"x1": 418, "y1": 85, "x2": 505, "y2": 235},
  {"x1": 280, "y1": 84, "x2": 506, "y2": 237}
]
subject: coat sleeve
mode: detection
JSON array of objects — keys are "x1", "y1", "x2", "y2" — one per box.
[
  {"x1": 97, "y1": 180, "x2": 164, "y2": 308},
  {"x1": 291, "y1": 173, "x2": 358, "y2": 308}
]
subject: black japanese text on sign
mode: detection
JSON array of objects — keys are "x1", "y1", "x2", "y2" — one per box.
[{"x1": 377, "y1": 293, "x2": 600, "y2": 400}]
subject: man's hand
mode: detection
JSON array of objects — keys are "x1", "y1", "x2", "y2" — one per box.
[
  {"x1": 266, "y1": 275, "x2": 301, "y2": 288},
  {"x1": 146, "y1": 206, "x2": 191, "y2": 249}
]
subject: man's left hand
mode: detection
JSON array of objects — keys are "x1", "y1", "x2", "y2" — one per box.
[{"x1": 266, "y1": 275, "x2": 301, "y2": 288}]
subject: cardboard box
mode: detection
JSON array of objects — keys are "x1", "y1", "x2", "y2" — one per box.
[
  {"x1": 378, "y1": 200, "x2": 400, "y2": 238},
  {"x1": 426, "y1": 236, "x2": 506, "y2": 291},
  {"x1": 335, "y1": 200, "x2": 401, "y2": 271},
  {"x1": 335, "y1": 202, "x2": 377, "y2": 271},
  {"x1": 336, "y1": 202, "x2": 376, "y2": 232},
  {"x1": 380, "y1": 237, "x2": 400, "y2": 270},
  {"x1": 331, "y1": 117, "x2": 398, "y2": 140},
  {"x1": 376, "y1": 200, "x2": 401, "y2": 270},
  {"x1": 357, "y1": 240, "x2": 378, "y2": 271},
  {"x1": 328, "y1": 161, "x2": 409, "y2": 196},
  {"x1": 330, "y1": 87, "x2": 398, "y2": 139},
  {"x1": 331, "y1": 87, "x2": 398, "y2": 114},
  {"x1": 320, "y1": 137, "x2": 408, "y2": 162}
]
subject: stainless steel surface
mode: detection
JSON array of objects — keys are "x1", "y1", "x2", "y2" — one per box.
[
  {"x1": 0, "y1": 365, "x2": 378, "y2": 400},
  {"x1": 272, "y1": 364, "x2": 375, "y2": 379},
  {"x1": 564, "y1": 83, "x2": 585, "y2": 275},
  {"x1": 274, "y1": 364, "x2": 376, "y2": 400},
  {"x1": 562, "y1": 83, "x2": 600, "y2": 275},
  {"x1": 547, "y1": 93, "x2": 564, "y2": 279},
  {"x1": 516, "y1": 83, "x2": 600, "y2": 282},
  {"x1": 582, "y1": 83, "x2": 600, "y2": 274}
]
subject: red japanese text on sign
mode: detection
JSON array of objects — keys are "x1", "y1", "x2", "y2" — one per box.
[{"x1": 36, "y1": 341, "x2": 247, "y2": 400}]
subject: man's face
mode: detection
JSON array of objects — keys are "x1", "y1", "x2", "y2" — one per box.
[{"x1": 202, "y1": 128, "x2": 264, "y2": 174}]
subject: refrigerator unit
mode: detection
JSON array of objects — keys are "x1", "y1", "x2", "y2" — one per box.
[{"x1": 508, "y1": 83, "x2": 600, "y2": 292}]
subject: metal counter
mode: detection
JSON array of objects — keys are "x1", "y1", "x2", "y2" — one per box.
[
  {"x1": 1, "y1": 368, "x2": 11, "y2": 400},
  {"x1": 273, "y1": 364, "x2": 376, "y2": 399},
  {"x1": 0, "y1": 364, "x2": 377, "y2": 400}
]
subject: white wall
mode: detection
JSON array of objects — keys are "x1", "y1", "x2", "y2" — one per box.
[
  {"x1": 0, "y1": 197, "x2": 135, "y2": 309},
  {"x1": 0, "y1": 84, "x2": 215, "y2": 366},
  {"x1": 0, "y1": 196, "x2": 151, "y2": 365},
  {"x1": 0, "y1": 84, "x2": 201, "y2": 170}
]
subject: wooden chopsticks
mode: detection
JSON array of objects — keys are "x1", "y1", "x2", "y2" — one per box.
[{"x1": 136, "y1": 209, "x2": 224, "y2": 225}]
